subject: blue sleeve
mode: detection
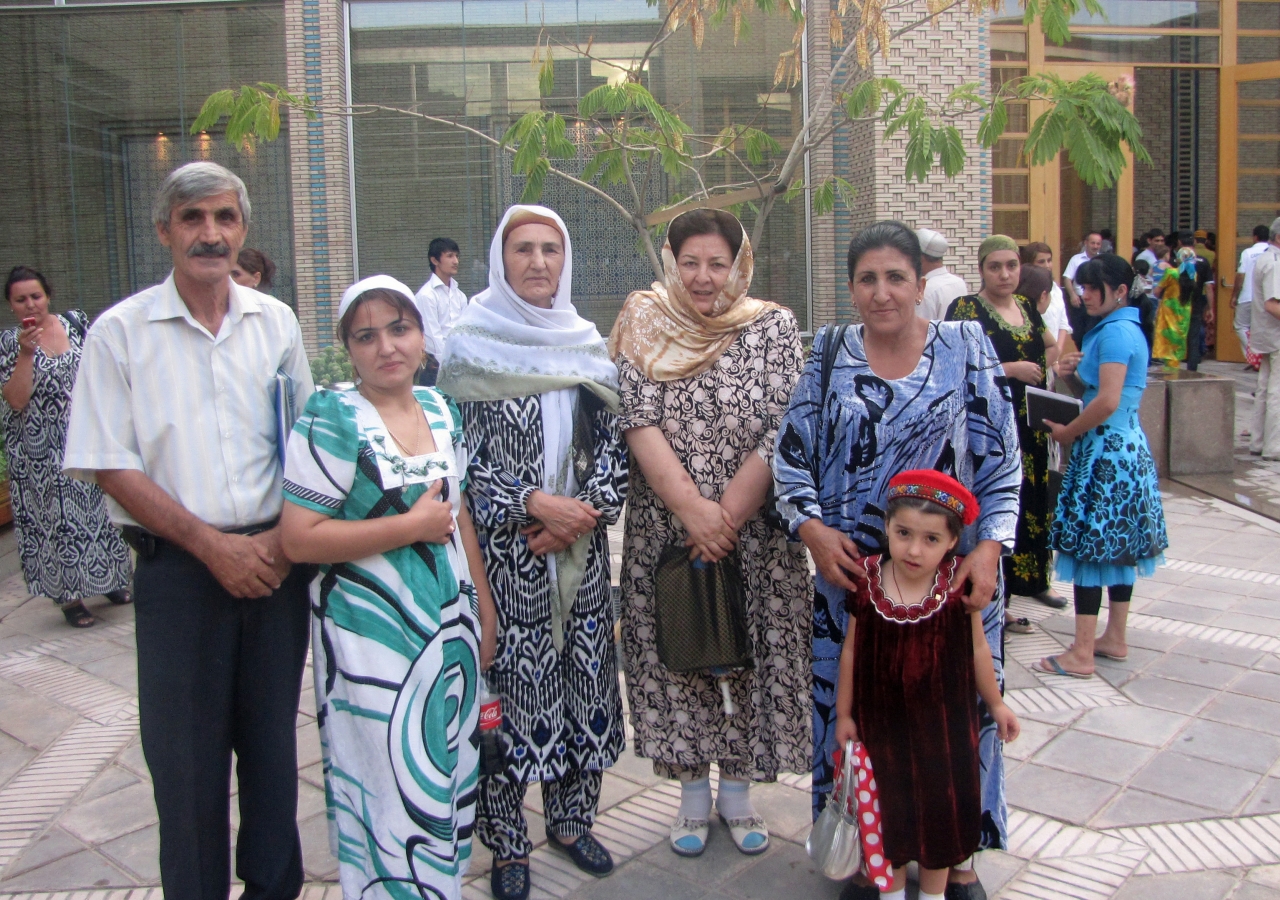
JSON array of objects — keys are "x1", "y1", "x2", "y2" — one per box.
[
  {"x1": 1096, "y1": 323, "x2": 1136, "y2": 367},
  {"x1": 961, "y1": 322, "x2": 1022, "y2": 549},
  {"x1": 772, "y1": 325, "x2": 830, "y2": 535}
]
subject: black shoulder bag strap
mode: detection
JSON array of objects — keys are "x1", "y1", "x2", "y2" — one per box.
[{"x1": 810, "y1": 323, "x2": 848, "y2": 486}]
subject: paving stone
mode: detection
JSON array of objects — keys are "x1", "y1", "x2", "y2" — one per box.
[
  {"x1": 1257, "y1": 654, "x2": 1280, "y2": 675},
  {"x1": 744, "y1": 781, "x2": 812, "y2": 844},
  {"x1": 1234, "y1": 883, "x2": 1280, "y2": 900},
  {"x1": 603, "y1": 748, "x2": 664, "y2": 788},
  {"x1": 299, "y1": 811, "x2": 338, "y2": 881},
  {"x1": 1250, "y1": 864, "x2": 1280, "y2": 889},
  {"x1": 1121, "y1": 676, "x2": 1219, "y2": 715},
  {"x1": 1172, "y1": 719, "x2": 1280, "y2": 773},
  {"x1": 972, "y1": 847, "x2": 1023, "y2": 896},
  {"x1": 1031, "y1": 730, "x2": 1156, "y2": 784},
  {"x1": 1200, "y1": 692, "x2": 1280, "y2": 736},
  {"x1": 0, "y1": 848, "x2": 137, "y2": 890},
  {"x1": 297, "y1": 722, "x2": 322, "y2": 769},
  {"x1": 1002, "y1": 718, "x2": 1060, "y2": 762},
  {"x1": 1006, "y1": 763, "x2": 1119, "y2": 825},
  {"x1": 0, "y1": 826, "x2": 87, "y2": 878},
  {"x1": 1144, "y1": 655, "x2": 1247, "y2": 690},
  {"x1": 0, "y1": 728, "x2": 36, "y2": 787},
  {"x1": 1138, "y1": 601, "x2": 1224, "y2": 625},
  {"x1": 1170, "y1": 636, "x2": 1265, "y2": 667},
  {"x1": 717, "y1": 839, "x2": 844, "y2": 900},
  {"x1": 1212, "y1": 613, "x2": 1280, "y2": 638},
  {"x1": 1091, "y1": 788, "x2": 1217, "y2": 828},
  {"x1": 565, "y1": 859, "x2": 707, "y2": 900},
  {"x1": 78, "y1": 651, "x2": 137, "y2": 693},
  {"x1": 1070, "y1": 706, "x2": 1187, "y2": 747},
  {"x1": 97, "y1": 823, "x2": 160, "y2": 882},
  {"x1": 1232, "y1": 670, "x2": 1280, "y2": 702},
  {"x1": 1160, "y1": 585, "x2": 1245, "y2": 610},
  {"x1": 1003, "y1": 657, "x2": 1042, "y2": 691},
  {"x1": 299, "y1": 761, "x2": 326, "y2": 790},
  {"x1": 297, "y1": 779, "x2": 328, "y2": 822},
  {"x1": 0, "y1": 679, "x2": 80, "y2": 749},
  {"x1": 58, "y1": 780, "x2": 158, "y2": 846},
  {"x1": 116, "y1": 739, "x2": 150, "y2": 779},
  {"x1": 1244, "y1": 776, "x2": 1280, "y2": 816},
  {"x1": 1129, "y1": 750, "x2": 1262, "y2": 813},
  {"x1": 635, "y1": 823, "x2": 764, "y2": 887},
  {"x1": 1231, "y1": 598, "x2": 1280, "y2": 620},
  {"x1": 78, "y1": 765, "x2": 142, "y2": 804},
  {"x1": 1122, "y1": 628, "x2": 1184, "y2": 652},
  {"x1": 1111, "y1": 870, "x2": 1240, "y2": 899}
]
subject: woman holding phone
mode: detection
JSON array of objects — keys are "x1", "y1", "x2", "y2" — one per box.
[{"x1": 0, "y1": 266, "x2": 133, "y2": 627}]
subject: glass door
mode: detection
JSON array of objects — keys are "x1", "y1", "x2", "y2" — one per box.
[{"x1": 1219, "y1": 62, "x2": 1280, "y2": 362}]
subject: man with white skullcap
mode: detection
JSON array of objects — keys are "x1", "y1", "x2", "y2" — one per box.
[
  {"x1": 916, "y1": 228, "x2": 969, "y2": 320},
  {"x1": 1250, "y1": 217, "x2": 1280, "y2": 459},
  {"x1": 64, "y1": 161, "x2": 315, "y2": 899}
]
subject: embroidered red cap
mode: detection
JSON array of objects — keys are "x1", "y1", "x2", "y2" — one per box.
[{"x1": 886, "y1": 469, "x2": 980, "y2": 527}]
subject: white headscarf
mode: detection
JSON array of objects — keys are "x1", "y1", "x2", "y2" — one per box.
[
  {"x1": 438, "y1": 204, "x2": 618, "y2": 649},
  {"x1": 337, "y1": 274, "x2": 418, "y2": 322}
]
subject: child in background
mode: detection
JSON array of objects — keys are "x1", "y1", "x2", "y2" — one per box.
[{"x1": 834, "y1": 470, "x2": 1019, "y2": 900}]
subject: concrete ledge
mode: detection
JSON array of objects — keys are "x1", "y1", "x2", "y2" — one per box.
[{"x1": 1164, "y1": 370, "x2": 1235, "y2": 475}]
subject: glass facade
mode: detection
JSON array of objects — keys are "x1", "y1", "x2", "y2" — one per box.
[
  {"x1": 0, "y1": 2, "x2": 294, "y2": 316},
  {"x1": 348, "y1": 0, "x2": 808, "y2": 332}
]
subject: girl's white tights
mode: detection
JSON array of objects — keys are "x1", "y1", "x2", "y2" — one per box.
[{"x1": 677, "y1": 774, "x2": 711, "y2": 820}]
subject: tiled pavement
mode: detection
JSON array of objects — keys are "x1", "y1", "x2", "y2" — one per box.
[{"x1": 2, "y1": 367, "x2": 1280, "y2": 898}]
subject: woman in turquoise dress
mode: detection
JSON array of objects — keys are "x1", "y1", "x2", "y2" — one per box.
[
  {"x1": 281, "y1": 275, "x2": 497, "y2": 900},
  {"x1": 1040, "y1": 255, "x2": 1167, "y2": 679}
]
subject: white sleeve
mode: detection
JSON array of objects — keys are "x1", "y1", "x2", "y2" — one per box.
[
  {"x1": 415, "y1": 287, "x2": 446, "y2": 359},
  {"x1": 63, "y1": 323, "x2": 143, "y2": 482}
]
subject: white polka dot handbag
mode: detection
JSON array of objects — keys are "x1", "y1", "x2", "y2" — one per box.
[{"x1": 806, "y1": 740, "x2": 892, "y2": 889}]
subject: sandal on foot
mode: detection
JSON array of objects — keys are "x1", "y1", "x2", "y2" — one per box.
[
  {"x1": 1093, "y1": 649, "x2": 1128, "y2": 661},
  {"x1": 718, "y1": 811, "x2": 769, "y2": 855},
  {"x1": 945, "y1": 878, "x2": 988, "y2": 900},
  {"x1": 491, "y1": 861, "x2": 530, "y2": 900},
  {"x1": 61, "y1": 602, "x2": 95, "y2": 628},
  {"x1": 546, "y1": 831, "x2": 614, "y2": 876},
  {"x1": 1006, "y1": 616, "x2": 1034, "y2": 634},
  {"x1": 1034, "y1": 655, "x2": 1093, "y2": 679},
  {"x1": 1031, "y1": 590, "x2": 1068, "y2": 609},
  {"x1": 670, "y1": 816, "x2": 709, "y2": 857},
  {"x1": 105, "y1": 589, "x2": 133, "y2": 605}
]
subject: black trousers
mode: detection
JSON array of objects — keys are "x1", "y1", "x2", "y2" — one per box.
[
  {"x1": 134, "y1": 540, "x2": 310, "y2": 900},
  {"x1": 1187, "y1": 300, "x2": 1207, "y2": 370}
]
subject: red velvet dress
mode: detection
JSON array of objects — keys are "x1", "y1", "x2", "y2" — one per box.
[{"x1": 847, "y1": 554, "x2": 981, "y2": 870}]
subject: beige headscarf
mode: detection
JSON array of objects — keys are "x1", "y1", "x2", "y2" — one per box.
[{"x1": 608, "y1": 212, "x2": 780, "y2": 382}]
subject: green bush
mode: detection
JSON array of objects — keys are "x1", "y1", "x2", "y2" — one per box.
[{"x1": 310, "y1": 345, "x2": 354, "y2": 388}]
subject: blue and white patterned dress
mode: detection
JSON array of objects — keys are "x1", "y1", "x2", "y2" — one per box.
[
  {"x1": 283, "y1": 387, "x2": 480, "y2": 900},
  {"x1": 773, "y1": 321, "x2": 1022, "y2": 851}
]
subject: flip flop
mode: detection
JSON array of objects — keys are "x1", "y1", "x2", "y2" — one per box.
[
  {"x1": 1093, "y1": 649, "x2": 1128, "y2": 661},
  {"x1": 1034, "y1": 656, "x2": 1093, "y2": 679},
  {"x1": 1006, "y1": 616, "x2": 1034, "y2": 634}
]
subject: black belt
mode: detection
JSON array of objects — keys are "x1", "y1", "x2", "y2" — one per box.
[{"x1": 121, "y1": 519, "x2": 279, "y2": 560}]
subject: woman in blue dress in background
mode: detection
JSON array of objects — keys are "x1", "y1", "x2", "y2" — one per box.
[
  {"x1": 773, "y1": 221, "x2": 1022, "y2": 900},
  {"x1": 1039, "y1": 254, "x2": 1168, "y2": 679}
]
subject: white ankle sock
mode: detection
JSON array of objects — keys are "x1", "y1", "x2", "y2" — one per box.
[
  {"x1": 919, "y1": 893, "x2": 945, "y2": 900},
  {"x1": 715, "y1": 777, "x2": 756, "y2": 819},
  {"x1": 880, "y1": 889, "x2": 906, "y2": 900},
  {"x1": 677, "y1": 775, "x2": 711, "y2": 821}
]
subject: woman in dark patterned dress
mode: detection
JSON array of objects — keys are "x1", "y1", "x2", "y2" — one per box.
[
  {"x1": 609, "y1": 209, "x2": 812, "y2": 858},
  {"x1": 0, "y1": 267, "x2": 132, "y2": 628},
  {"x1": 437, "y1": 206, "x2": 627, "y2": 900},
  {"x1": 946, "y1": 235, "x2": 1061, "y2": 609}
]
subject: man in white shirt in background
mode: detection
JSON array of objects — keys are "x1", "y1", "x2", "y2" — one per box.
[
  {"x1": 1136, "y1": 229, "x2": 1166, "y2": 269},
  {"x1": 1250, "y1": 218, "x2": 1280, "y2": 459},
  {"x1": 1234, "y1": 224, "x2": 1271, "y2": 367},
  {"x1": 1021, "y1": 241, "x2": 1072, "y2": 353},
  {"x1": 415, "y1": 236, "x2": 469, "y2": 385},
  {"x1": 915, "y1": 228, "x2": 969, "y2": 320},
  {"x1": 63, "y1": 161, "x2": 315, "y2": 900},
  {"x1": 1063, "y1": 230, "x2": 1103, "y2": 344}
]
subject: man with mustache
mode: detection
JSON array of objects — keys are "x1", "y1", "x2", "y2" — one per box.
[{"x1": 63, "y1": 161, "x2": 315, "y2": 900}]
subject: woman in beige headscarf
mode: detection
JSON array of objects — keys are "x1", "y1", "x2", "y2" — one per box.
[{"x1": 609, "y1": 208, "x2": 812, "y2": 859}]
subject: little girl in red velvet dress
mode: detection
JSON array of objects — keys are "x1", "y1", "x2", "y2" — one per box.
[{"x1": 833, "y1": 470, "x2": 1019, "y2": 900}]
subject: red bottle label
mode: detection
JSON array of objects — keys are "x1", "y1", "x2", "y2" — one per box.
[{"x1": 479, "y1": 698, "x2": 502, "y2": 730}]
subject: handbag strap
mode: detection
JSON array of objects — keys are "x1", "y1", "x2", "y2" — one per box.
[
  {"x1": 834, "y1": 738, "x2": 857, "y2": 811},
  {"x1": 820, "y1": 323, "x2": 848, "y2": 403}
]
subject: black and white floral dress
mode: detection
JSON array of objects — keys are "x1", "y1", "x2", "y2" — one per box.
[{"x1": 0, "y1": 311, "x2": 132, "y2": 604}]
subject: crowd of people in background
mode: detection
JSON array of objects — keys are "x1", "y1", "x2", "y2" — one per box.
[{"x1": 0, "y1": 160, "x2": 1187, "y2": 900}]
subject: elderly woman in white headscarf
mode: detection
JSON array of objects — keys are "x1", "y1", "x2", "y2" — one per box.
[
  {"x1": 437, "y1": 205, "x2": 627, "y2": 900},
  {"x1": 608, "y1": 208, "x2": 811, "y2": 859}
]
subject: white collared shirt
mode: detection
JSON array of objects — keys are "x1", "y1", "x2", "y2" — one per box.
[
  {"x1": 919, "y1": 266, "x2": 969, "y2": 320},
  {"x1": 415, "y1": 272, "x2": 470, "y2": 359},
  {"x1": 1239, "y1": 241, "x2": 1270, "y2": 305},
  {"x1": 63, "y1": 273, "x2": 315, "y2": 529},
  {"x1": 1063, "y1": 251, "x2": 1092, "y2": 294}
]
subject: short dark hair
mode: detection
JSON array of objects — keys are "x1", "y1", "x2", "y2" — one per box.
[
  {"x1": 1100, "y1": 228, "x2": 1114, "y2": 241},
  {"x1": 847, "y1": 221, "x2": 922, "y2": 282},
  {"x1": 1255, "y1": 225, "x2": 1272, "y2": 243},
  {"x1": 1020, "y1": 242, "x2": 1052, "y2": 265},
  {"x1": 667, "y1": 209, "x2": 743, "y2": 261},
  {"x1": 1086, "y1": 230, "x2": 1103, "y2": 241},
  {"x1": 1016, "y1": 264, "x2": 1053, "y2": 302},
  {"x1": 1075, "y1": 253, "x2": 1134, "y2": 302},
  {"x1": 428, "y1": 237, "x2": 461, "y2": 272},
  {"x1": 5, "y1": 266, "x2": 51, "y2": 303},
  {"x1": 886, "y1": 495, "x2": 963, "y2": 541},
  {"x1": 236, "y1": 248, "x2": 276, "y2": 290},
  {"x1": 337, "y1": 287, "x2": 424, "y2": 348},
  {"x1": 1144, "y1": 228, "x2": 1165, "y2": 242},
  {"x1": 1176, "y1": 230, "x2": 1196, "y2": 248},
  {"x1": 1133, "y1": 258, "x2": 1151, "y2": 277}
]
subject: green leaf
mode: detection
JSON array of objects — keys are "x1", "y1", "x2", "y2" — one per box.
[
  {"x1": 903, "y1": 115, "x2": 933, "y2": 182},
  {"x1": 977, "y1": 98, "x2": 1008, "y2": 148},
  {"x1": 937, "y1": 125, "x2": 966, "y2": 177},
  {"x1": 846, "y1": 79, "x2": 883, "y2": 119},
  {"x1": 811, "y1": 179, "x2": 835, "y2": 216},
  {"x1": 192, "y1": 90, "x2": 235, "y2": 134},
  {"x1": 741, "y1": 127, "x2": 781, "y2": 165},
  {"x1": 831, "y1": 176, "x2": 856, "y2": 210},
  {"x1": 545, "y1": 113, "x2": 575, "y2": 158},
  {"x1": 520, "y1": 158, "x2": 551, "y2": 203},
  {"x1": 782, "y1": 179, "x2": 806, "y2": 203},
  {"x1": 539, "y1": 50, "x2": 555, "y2": 98}
]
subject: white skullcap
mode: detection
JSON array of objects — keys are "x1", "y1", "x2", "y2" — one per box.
[
  {"x1": 916, "y1": 228, "x2": 949, "y2": 259},
  {"x1": 337, "y1": 275, "x2": 417, "y2": 322}
]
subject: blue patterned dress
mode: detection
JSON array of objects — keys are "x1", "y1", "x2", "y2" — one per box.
[
  {"x1": 283, "y1": 387, "x2": 480, "y2": 900},
  {"x1": 1049, "y1": 306, "x2": 1168, "y2": 585},
  {"x1": 773, "y1": 321, "x2": 1022, "y2": 851}
]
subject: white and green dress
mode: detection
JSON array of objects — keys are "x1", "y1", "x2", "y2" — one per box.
[{"x1": 283, "y1": 386, "x2": 480, "y2": 900}]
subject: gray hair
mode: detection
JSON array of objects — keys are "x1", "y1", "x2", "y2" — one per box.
[
  {"x1": 152, "y1": 162, "x2": 251, "y2": 229},
  {"x1": 1270, "y1": 217, "x2": 1280, "y2": 241}
]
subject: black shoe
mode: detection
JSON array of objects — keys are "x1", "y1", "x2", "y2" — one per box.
[
  {"x1": 838, "y1": 879, "x2": 881, "y2": 900},
  {"x1": 491, "y1": 861, "x2": 530, "y2": 900},
  {"x1": 945, "y1": 878, "x2": 988, "y2": 900},
  {"x1": 61, "y1": 601, "x2": 95, "y2": 628},
  {"x1": 1031, "y1": 590, "x2": 1068, "y2": 609},
  {"x1": 106, "y1": 589, "x2": 133, "y2": 605},
  {"x1": 546, "y1": 831, "x2": 614, "y2": 876}
]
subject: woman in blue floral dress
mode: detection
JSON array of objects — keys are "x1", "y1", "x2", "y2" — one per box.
[{"x1": 1040, "y1": 254, "x2": 1167, "y2": 679}]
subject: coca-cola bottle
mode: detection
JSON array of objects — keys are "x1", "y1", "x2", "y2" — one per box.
[{"x1": 477, "y1": 674, "x2": 506, "y2": 777}]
